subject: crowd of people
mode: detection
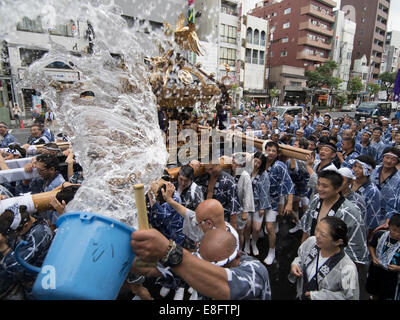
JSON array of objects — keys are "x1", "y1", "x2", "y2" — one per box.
[{"x1": 0, "y1": 102, "x2": 399, "y2": 301}]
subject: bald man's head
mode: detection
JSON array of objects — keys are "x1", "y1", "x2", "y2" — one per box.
[
  {"x1": 196, "y1": 199, "x2": 225, "y2": 231},
  {"x1": 199, "y1": 228, "x2": 237, "y2": 265}
]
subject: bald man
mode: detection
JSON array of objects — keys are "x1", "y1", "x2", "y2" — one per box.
[
  {"x1": 161, "y1": 182, "x2": 238, "y2": 245},
  {"x1": 130, "y1": 227, "x2": 271, "y2": 300}
]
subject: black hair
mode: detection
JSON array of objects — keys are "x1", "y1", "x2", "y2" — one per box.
[
  {"x1": 356, "y1": 155, "x2": 376, "y2": 169},
  {"x1": 36, "y1": 153, "x2": 59, "y2": 171},
  {"x1": 178, "y1": 165, "x2": 194, "y2": 180},
  {"x1": 382, "y1": 147, "x2": 400, "y2": 160},
  {"x1": 0, "y1": 205, "x2": 29, "y2": 235},
  {"x1": 317, "y1": 170, "x2": 344, "y2": 190},
  {"x1": 253, "y1": 151, "x2": 267, "y2": 173},
  {"x1": 8, "y1": 143, "x2": 26, "y2": 158},
  {"x1": 297, "y1": 138, "x2": 309, "y2": 150},
  {"x1": 328, "y1": 136, "x2": 338, "y2": 144},
  {"x1": 265, "y1": 141, "x2": 279, "y2": 153},
  {"x1": 342, "y1": 137, "x2": 355, "y2": 148},
  {"x1": 372, "y1": 127, "x2": 382, "y2": 132},
  {"x1": 56, "y1": 185, "x2": 81, "y2": 205},
  {"x1": 320, "y1": 216, "x2": 349, "y2": 248},
  {"x1": 161, "y1": 169, "x2": 171, "y2": 182},
  {"x1": 319, "y1": 136, "x2": 330, "y2": 144},
  {"x1": 389, "y1": 214, "x2": 400, "y2": 228}
]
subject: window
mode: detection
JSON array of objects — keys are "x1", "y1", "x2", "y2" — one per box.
[
  {"x1": 260, "y1": 31, "x2": 266, "y2": 46},
  {"x1": 253, "y1": 29, "x2": 260, "y2": 45},
  {"x1": 259, "y1": 51, "x2": 265, "y2": 65},
  {"x1": 220, "y1": 47, "x2": 236, "y2": 67},
  {"x1": 284, "y1": 8, "x2": 291, "y2": 15},
  {"x1": 272, "y1": 12, "x2": 277, "y2": 17},
  {"x1": 282, "y1": 37, "x2": 289, "y2": 43},
  {"x1": 246, "y1": 48, "x2": 252, "y2": 63},
  {"x1": 19, "y1": 48, "x2": 48, "y2": 67},
  {"x1": 17, "y1": 16, "x2": 44, "y2": 33},
  {"x1": 361, "y1": 18, "x2": 366, "y2": 23},
  {"x1": 17, "y1": 16, "x2": 75, "y2": 37},
  {"x1": 283, "y1": 22, "x2": 290, "y2": 29},
  {"x1": 281, "y1": 51, "x2": 288, "y2": 57},
  {"x1": 252, "y1": 50, "x2": 259, "y2": 64},
  {"x1": 221, "y1": 24, "x2": 237, "y2": 44},
  {"x1": 246, "y1": 27, "x2": 253, "y2": 44},
  {"x1": 360, "y1": 29, "x2": 364, "y2": 35}
]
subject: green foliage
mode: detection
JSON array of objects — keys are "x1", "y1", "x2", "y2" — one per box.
[
  {"x1": 335, "y1": 91, "x2": 348, "y2": 107},
  {"x1": 348, "y1": 76, "x2": 363, "y2": 94},
  {"x1": 305, "y1": 60, "x2": 339, "y2": 104},
  {"x1": 269, "y1": 87, "x2": 280, "y2": 99},
  {"x1": 367, "y1": 83, "x2": 380, "y2": 99},
  {"x1": 378, "y1": 71, "x2": 397, "y2": 100}
]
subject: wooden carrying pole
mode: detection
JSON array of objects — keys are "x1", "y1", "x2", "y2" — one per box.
[
  {"x1": 133, "y1": 184, "x2": 156, "y2": 268},
  {"x1": 133, "y1": 184, "x2": 149, "y2": 231},
  {"x1": 196, "y1": 125, "x2": 312, "y2": 161}
]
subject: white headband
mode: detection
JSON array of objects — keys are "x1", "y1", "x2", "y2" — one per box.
[
  {"x1": 5, "y1": 148, "x2": 22, "y2": 157},
  {"x1": 350, "y1": 159, "x2": 373, "y2": 176},
  {"x1": 195, "y1": 245, "x2": 239, "y2": 267},
  {"x1": 8, "y1": 203, "x2": 22, "y2": 230},
  {"x1": 383, "y1": 152, "x2": 400, "y2": 161}
]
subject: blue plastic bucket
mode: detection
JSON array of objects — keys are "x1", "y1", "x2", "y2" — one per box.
[{"x1": 16, "y1": 212, "x2": 136, "y2": 300}]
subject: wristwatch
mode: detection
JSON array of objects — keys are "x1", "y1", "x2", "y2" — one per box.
[{"x1": 164, "y1": 243, "x2": 183, "y2": 268}]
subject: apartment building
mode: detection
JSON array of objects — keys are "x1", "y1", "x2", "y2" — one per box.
[
  {"x1": 250, "y1": 0, "x2": 337, "y2": 103},
  {"x1": 341, "y1": 0, "x2": 391, "y2": 82}
]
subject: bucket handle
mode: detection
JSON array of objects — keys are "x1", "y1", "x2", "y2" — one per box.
[{"x1": 14, "y1": 241, "x2": 41, "y2": 273}]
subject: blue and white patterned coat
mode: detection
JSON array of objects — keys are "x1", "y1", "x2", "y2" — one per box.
[
  {"x1": 251, "y1": 171, "x2": 271, "y2": 212},
  {"x1": 353, "y1": 180, "x2": 382, "y2": 230},
  {"x1": 195, "y1": 170, "x2": 242, "y2": 222},
  {"x1": 267, "y1": 160, "x2": 295, "y2": 211},
  {"x1": 371, "y1": 166, "x2": 400, "y2": 220}
]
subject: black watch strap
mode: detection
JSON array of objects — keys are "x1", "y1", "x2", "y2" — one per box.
[{"x1": 164, "y1": 243, "x2": 183, "y2": 268}]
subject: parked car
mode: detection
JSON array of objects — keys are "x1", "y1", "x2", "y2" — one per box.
[
  {"x1": 270, "y1": 106, "x2": 304, "y2": 121},
  {"x1": 354, "y1": 101, "x2": 392, "y2": 120},
  {"x1": 341, "y1": 104, "x2": 356, "y2": 112}
]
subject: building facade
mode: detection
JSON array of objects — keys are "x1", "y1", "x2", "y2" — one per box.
[
  {"x1": 330, "y1": 9, "x2": 356, "y2": 91},
  {"x1": 250, "y1": 0, "x2": 337, "y2": 103},
  {"x1": 381, "y1": 30, "x2": 400, "y2": 74},
  {"x1": 341, "y1": 0, "x2": 391, "y2": 83}
]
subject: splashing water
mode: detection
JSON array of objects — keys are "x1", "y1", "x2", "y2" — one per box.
[{"x1": 0, "y1": 0, "x2": 180, "y2": 228}]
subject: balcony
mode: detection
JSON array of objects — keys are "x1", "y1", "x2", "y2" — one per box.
[
  {"x1": 298, "y1": 36, "x2": 332, "y2": 50},
  {"x1": 317, "y1": 0, "x2": 337, "y2": 8},
  {"x1": 375, "y1": 33, "x2": 385, "y2": 42},
  {"x1": 300, "y1": 5, "x2": 335, "y2": 23},
  {"x1": 299, "y1": 21, "x2": 334, "y2": 37},
  {"x1": 297, "y1": 51, "x2": 329, "y2": 63},
  {"x1": 372, "y1": 43, "x2": 384, "y2": 53},
  {"x1": 376, "y1": 20, "x2": 387, "y2": 31}
]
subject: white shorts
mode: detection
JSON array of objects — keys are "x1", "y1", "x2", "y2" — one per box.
[
  {"x1": 250, "y1": 210, "x2": 265, "y2": 224},
  {"x1": 265, "y1": 210, "x2": 278, "y2": 223}
]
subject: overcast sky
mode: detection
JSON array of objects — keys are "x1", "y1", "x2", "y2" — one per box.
[{"x1": 245, "y1": 0, "x2": 400, "y2": 32}]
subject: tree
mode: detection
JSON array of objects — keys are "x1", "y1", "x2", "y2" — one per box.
[
  {"x1": 367, "y1": 83, "x2": 380, "y2": 100},
  {"x1": 305, "y1": 60, "x2": 339, "y2": 107},
  {"x1": 348, "y1": 76, "x2": 363, "y2": 102},
  {"x1": 378, "y1": 71, "x2": 397, "y2": 101},
  {"x1": 335, "y1": 91, "x2": 348, "y2": 108}
]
